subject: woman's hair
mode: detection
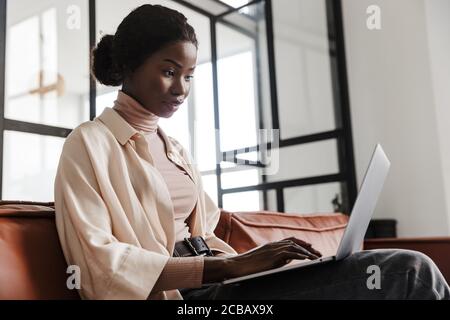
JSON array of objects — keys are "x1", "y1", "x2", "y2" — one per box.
[{"x1": 92, "y1": 4, "x2": 198, "y2": 86}]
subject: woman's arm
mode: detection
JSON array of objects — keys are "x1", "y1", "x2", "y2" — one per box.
[
  {"x1": 203, "y1": 237, "x2": 321, "y2": 283},
  {"x1": 151, "y1": 256, "x2": 204, "y2": 294}
]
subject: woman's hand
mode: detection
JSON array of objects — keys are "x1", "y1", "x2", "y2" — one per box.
[
  {"x1": 225, "y1": 237, "x2": 322, "y2": 279},
  {"x1": 202, "y1": 237, "x2": 322, "y2": 283}
]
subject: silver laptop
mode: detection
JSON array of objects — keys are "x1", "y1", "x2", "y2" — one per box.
[{"x1": 222, "y1": 144, "x2": 391, "y2": 285}]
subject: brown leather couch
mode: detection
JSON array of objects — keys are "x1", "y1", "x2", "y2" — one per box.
[
  {"x1": 0, "y1": 201, "x2": 79, "y2": 300},
  {"x1": 215, "y1": 209, "x2": 350, "y2": 258},
  {"x1": 216, "y1": 209, "x2": 450, "y2": 283},
  {"x1": 1, "y1": 201, "x2": 449, "y2": 299}
]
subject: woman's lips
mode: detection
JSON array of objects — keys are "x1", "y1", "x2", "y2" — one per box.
[{"x1": 163, "y1": 101, "x2": 181, "y2": 111}]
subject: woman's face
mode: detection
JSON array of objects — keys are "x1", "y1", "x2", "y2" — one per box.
[{"x1": 123, "y1": 41, "x2": 198, "y2": 118}]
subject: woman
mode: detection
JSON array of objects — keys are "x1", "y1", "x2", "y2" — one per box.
[{"x1": 54, "y1": 4, "x2": 449, "y2": 300}]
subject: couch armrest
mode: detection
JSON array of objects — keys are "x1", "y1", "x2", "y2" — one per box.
[
  {"x1": 0, "y1": 201, "x2": 79, "y2": 299},
  {"x1": 364, "y1": 237, "x2": 450, "y2": 283}
]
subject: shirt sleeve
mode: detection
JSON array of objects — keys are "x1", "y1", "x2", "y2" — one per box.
[
  {"x1": 54, "y1": 130, "x2": 169, "y2": 300},
  {"x1": 151, "y1": 256, "x2": 204, "y2": 294}
]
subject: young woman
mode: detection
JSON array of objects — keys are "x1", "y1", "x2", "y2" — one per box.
[{"x1": 54, "y1": 4, "x2": 449, "y2": 300}]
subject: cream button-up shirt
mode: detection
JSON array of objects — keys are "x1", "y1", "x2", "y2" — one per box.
[{"x1": 54, "y1": 107, "x2": 236, "y2": 300}]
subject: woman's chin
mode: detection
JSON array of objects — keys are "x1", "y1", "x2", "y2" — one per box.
[
  {"x1": 158, "y1": 104, "x2": 180, "y2": 118},
  {"x1": 159, "y1": 110, "x2": 177, "y2": 118}
]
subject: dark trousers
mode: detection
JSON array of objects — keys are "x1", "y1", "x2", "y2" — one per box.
[{"x1": 181, "y1": 249, "x2": 450, "y2": 300}]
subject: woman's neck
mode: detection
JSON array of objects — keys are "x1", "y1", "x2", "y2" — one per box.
[{"x1": 113, "y1": 90, "x2": 159, "y2": 133}]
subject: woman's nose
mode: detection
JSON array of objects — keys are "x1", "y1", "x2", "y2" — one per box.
[{"x1": 171, "y1": 77, "x2": 188, "y2": 97}]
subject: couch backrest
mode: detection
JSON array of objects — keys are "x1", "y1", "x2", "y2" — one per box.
[
  {"x1": 215, "y1": 209, "x2": 349, "y2": 258},
  {"x1": 0, "y1": 201, "x2": 80, "y2": 300}
]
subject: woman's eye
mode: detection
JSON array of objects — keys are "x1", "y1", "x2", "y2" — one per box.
[
  {"x1": 164, "y1": 70, "x2": 175, "y2": 77},
  {"x1": 164, "y1": 70, "x2": 193, "y2": 81}
]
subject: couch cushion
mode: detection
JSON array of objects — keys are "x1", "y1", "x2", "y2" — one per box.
[
  {"x1": 215, "y1": 210, "x2": 349, "y2": 258},
  {"x1": 0, "y1": 201, "x2": 80, "y2": 299}
]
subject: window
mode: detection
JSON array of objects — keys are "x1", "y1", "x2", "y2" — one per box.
[
  {"x1": 5, "y1": 2, "x2": 89, "y2": 129},
  {"x1": 1, "y1": 0, "x2": 89, "y2": 200},
  {"x1": 0, "y1": 0, "x2": 356, "y2": 215},
  {"x1": 218, "y1": 0, "x2": 251, "y2": 14},
  {"x1": 2, "y1": 131, "x2": 65, "y2": 201}
]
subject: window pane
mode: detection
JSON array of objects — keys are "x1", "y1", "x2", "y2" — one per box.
[
  {"x1": 177, "y1": 0, "x2": 249, "y2": 16},
  {"x1": 220, "y1": 139, "x2": 339, "y2": 189},
  {"x1": 217, "y1": 0, "x2": 273, "y2": 134},
  {"x1": 42, "y1": 8, "x2": 58, "y2": 86},
  {"x1": 219, "y1": 0, "x2": 251, "y2": 8},
  {"x1": 216, "y1": 49, "x2": 258, "y2": 151},
  {"x1": 6, "y1": 15, "x2": 40, "y2": 96},
  {"x1": 272, "y1": 0, "x2": 336, "y2": 139},
  {"x1": 265, "y1": 139, "x2": 339, "y2": 183},
  {"x1": 193, "y1": 63, "x2": 217, "y2": 172},
  {"x1": 283, "y1": 182, "x2": 343, "y2": 214},
  {"x1": 215, "y1": 0, "x2": 270, "y2": 152},
  {"x1": 2, "y1": 131, "x2": 65, "y2": 201},
  {"x1": 201, "y1": 174, "x2": 218, "y2": 206},
  {"x1": 95, "y1": 90, "x2": 118, "y2": 117},
  {"x1": 265, "y1": 189, "x2": 278, "y2": 212},
  {"x1": 221, "y1": 166, "x2": 260, "y2": 189},
  {"x1": 219, "y1": 0, "x2": 251, "y2": 14},
  {"x1": 5, "y1": 0, "x2": 90, "y2": 128},
  {"x1": 222, "y1": 190, "x2": 262, "y2": 212}
]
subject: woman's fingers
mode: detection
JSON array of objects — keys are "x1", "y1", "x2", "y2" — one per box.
[
  {"x1": 284, "y1": 237, "x2": 322, "y2": 257},
  {"x1": 276, "y1": 241, "x2": 320, "y2": 260},
  {"x1": 292, "y1": 244, "x2": 320, "y2": 260},
  {"x1": 282, "y1": 251, "x2": 309, "y2": 263}
]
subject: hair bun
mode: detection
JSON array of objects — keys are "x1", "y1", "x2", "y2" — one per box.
[{"x1": 91, "y1": 34, "x2": 124, "y2": 86}]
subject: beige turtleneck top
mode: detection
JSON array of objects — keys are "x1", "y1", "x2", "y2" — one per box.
[{"x1": 113, "y1": 91, "x2": 203, "y2": 293}]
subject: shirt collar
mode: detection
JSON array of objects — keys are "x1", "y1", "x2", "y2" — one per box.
[{"x1": 96, "y1": 107, "x2": 174, "y2": 154}]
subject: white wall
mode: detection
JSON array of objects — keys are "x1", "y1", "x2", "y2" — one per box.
[
  {"x1": 342, "y1": 0, "x2": 450, "y2": 236},
  {"x1": 424, "y1": 0, "x2": 450, "y2": 238}
]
